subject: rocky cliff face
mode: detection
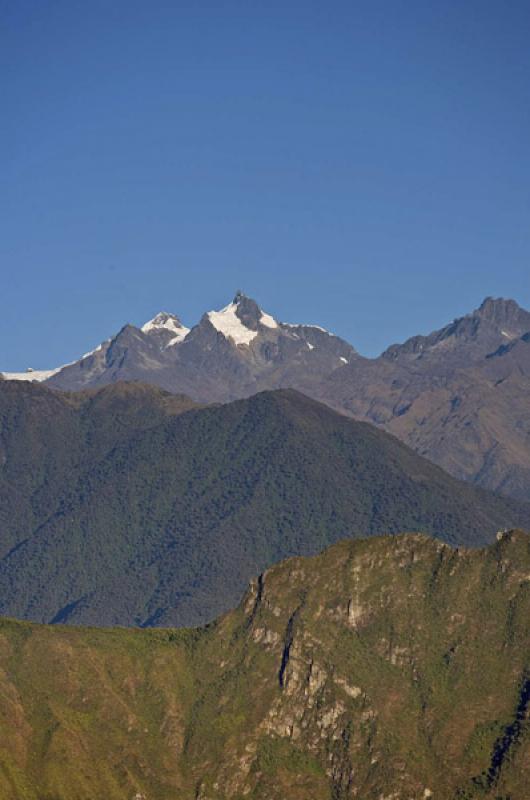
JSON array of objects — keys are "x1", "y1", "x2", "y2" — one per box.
[{"x1": 0, "y1": 531, "x2": 529, "y2": 799}]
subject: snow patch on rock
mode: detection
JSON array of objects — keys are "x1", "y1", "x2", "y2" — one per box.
[
  {"x1": 142, "y1": 312, "x2": 190, "y2": 346},
  {"x1": 283, "y1": 322, "x2": 332, "y2": 335},
  {"x1": 1, "y1": 367, "x2": 63, "y2": 382},
  {"x1": 208, "y1": 302, "x2": 258, "y2": 346},
  {"x1": 81, "y1": 342, "x2": 106, "y2": 359},
  {"x1": 260, "y1": 310, "x2": 278, "y2": 329}
]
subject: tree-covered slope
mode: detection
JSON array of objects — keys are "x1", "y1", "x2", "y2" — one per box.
[
  {"x1": 1, "y1": 381, "x2": 530, "y2": 627},
  {"x1": 0, "y1": 531, "x2": 529, "y2": 799}
]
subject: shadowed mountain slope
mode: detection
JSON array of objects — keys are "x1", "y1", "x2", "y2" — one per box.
[
  {"x1": 1, "y1": 381, "x2": 529, "y2": 627},
  {"x1": 0, "y1": 531, "x2": 529, "y2": 799}
]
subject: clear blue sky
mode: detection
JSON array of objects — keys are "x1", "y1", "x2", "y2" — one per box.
[{"x1": 2, "y1": 0, "x2": 530, "y2": 369}]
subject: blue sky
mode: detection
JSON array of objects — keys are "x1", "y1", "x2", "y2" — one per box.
[{"x1": 2, "y1": 0, "x2": 529, "y2": 368}]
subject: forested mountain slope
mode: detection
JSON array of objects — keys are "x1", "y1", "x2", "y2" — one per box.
[{"x1": 1, "y1": 381, "x2": 529, "y2": 627}]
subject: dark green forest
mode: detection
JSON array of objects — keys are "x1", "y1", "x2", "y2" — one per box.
[{"x1": 1, "y1": 380, "x2": 529, "y2": 627}]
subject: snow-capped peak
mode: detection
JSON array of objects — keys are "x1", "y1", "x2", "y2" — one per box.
[
  {"x1": 207, "y1": 301, "x2": 258, "y2": 345},
  {"x1": 232, "y1": 291, "x2": 278, "y2": 329},
  {"x1": 141, "y1": 312, "x2": 190, "y2": 347},
  {"x1": 207, "y1": 294, "x2": 278, "y2": 345},
  {"x1": 0, "y1": 366, "x2": 64, "y2": 382}
]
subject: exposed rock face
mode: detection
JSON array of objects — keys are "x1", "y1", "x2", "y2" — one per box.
[
  {"x1": 381, "y1": 296, "x2": 530, "y2": 366},
  {"x1": 314, "y1": 297, "x2": 530, "y2": 501},
  {"x1": 0, "y1": 531, "x2": 529, "y2": 799}
]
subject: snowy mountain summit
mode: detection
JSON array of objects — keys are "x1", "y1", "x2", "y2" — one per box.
[
  {"x1": 141, "y1": 312, "x2": 190, "y2": 347},
  {"x1": 4, "y1": 292, "x2": 355, "y2": 401},
  {"x1": 207, "y1": 292, "x2": 278, "y2": 345}
]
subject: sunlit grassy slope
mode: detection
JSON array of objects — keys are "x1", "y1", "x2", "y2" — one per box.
[{"x1": 1, "y1": 530, "x2": 529, "y2": 799}]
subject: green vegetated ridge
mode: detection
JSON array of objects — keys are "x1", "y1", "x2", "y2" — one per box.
[
  {"x1": 2, "y1": 381, "x2": 530, "y2": 627},
  {"x1": 0, "y1": 530, "x2": 529, "y2": 799},
  {"x1": 0, "y1": 382, "x2": 530, "y2": 626}
]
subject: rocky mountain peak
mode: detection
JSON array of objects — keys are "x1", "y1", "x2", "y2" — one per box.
[
  {"x1": 141, "y1": 311, "x2": 190, "y2": 346},
  {"x1": 142, "y1": 311, "x2": 181, "y2": 328},
  {"x1": 475, "y1": 296, "x2": 530, "y2": 337},
  {"x1": 106, "y1": 324, "x2": 146, "y2": 354},
  {"x1": 205, "y1": 293, "x2": 278, "y2": 345},
  {"x1": 232, "y1": 291, "x2": 263, "y2": 330},
  {"x1": 115, "y1": 323, "x2": 142, "y2": 340},
  {"x1": 477, "y1": 295, "x2": 520, "y2": 318},
  {"x1": 235, "y1": 292, "x2": 278, "y2": 331},
  {"x1": 382, "y1": 296, "x2": 530, "y2": 363}
]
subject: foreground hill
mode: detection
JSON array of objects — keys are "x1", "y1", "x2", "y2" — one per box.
[
  {"x1": 0, "y1": 531, "x2": 529, "y2": 799},
  {"x1": 1, "y1": 381, "x2": 530, "y2": 627}
]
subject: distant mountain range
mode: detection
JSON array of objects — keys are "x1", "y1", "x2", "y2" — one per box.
[
  {"x1": 1, "y1": 381, "x2": 530, "y2": 628},
  {"x1": 3, "y1": 293, "x2": 530, "y2": 502},
  {"x1": 45, "y1": 291, "x2": 356, "y2": 401},
  {"x1": 314, "y1": 296, "x2": 530, "y2": 503},
  {"x1": 1, "y1": 530, "x2": 529, "y2": 799}
]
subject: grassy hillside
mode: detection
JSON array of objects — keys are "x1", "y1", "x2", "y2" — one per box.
[
  {"x1": 0, "y1": 531, "x2": 529, "y2": 799},
  {"x1": 1, "y1": 381, "x2": 530, "y2": 626}
]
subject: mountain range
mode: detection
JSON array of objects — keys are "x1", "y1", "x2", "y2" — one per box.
[
  {"x1": 2, "y1": 296, "x2": 529, "y2": 798},
  {"x1": 46, "y1": 291, "x2": 356, "y2": 401},
  {"x1": 1, "y1": 530, "x2": 529, "y2": 799},
  {"x1": 3, "y1": 292, "x2": 530, "y2": 502},
  {"x1": 1, "y1": 381, "x2": 530, "y2": 628}
]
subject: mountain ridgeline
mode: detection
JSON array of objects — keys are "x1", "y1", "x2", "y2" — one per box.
[
  {"x1": 45, "y1": 292, "x2": 356, "y2": 400},
  {"x1": 315, "y1": 296, "x2": 530, "y2": 502},
  {"x1": 9, "y1": 292, "x2": 526, "y2": 503},
  {"x1": 0, "y1": 531, "x2": 529, "y2": 799},
  {"x1": 1, "y1": 380, "x2": 530, "y2": 627}
]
